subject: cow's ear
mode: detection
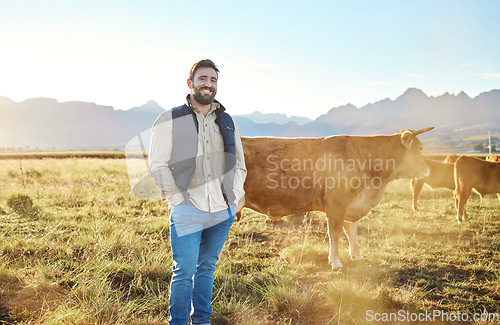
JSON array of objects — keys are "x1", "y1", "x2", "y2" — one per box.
[{"x1": 400, "y1": 130, "x2": 414, "y2": 149}]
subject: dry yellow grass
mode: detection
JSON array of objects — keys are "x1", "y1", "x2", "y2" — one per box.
[{"x1": 0, "y1": 158, "x2": 498, "y2": 324}]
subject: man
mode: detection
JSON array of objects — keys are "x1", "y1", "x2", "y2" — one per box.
[{"x1": 149, "y1": 59, "x2": 246, "y2": 325}]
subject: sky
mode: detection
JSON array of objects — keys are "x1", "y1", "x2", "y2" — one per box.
[{"x1": 1, "y1": 0, "x2": 499, "y2": 119}]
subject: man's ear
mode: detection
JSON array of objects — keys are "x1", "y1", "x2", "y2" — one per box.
[
  {"x1": 400, "y1": 130, "x2": 414, "y2": 149},
  {"x1": 187, "y1": 78, "x2": 193, "y2": 89}
]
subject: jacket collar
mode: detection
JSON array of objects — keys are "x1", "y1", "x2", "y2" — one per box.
[{"x1": 185, "y1": 95, "x2": 226, "y2": 118}]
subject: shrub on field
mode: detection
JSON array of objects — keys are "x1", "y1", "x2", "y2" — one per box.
[
  {"x1": 7, "y1": 169, "x2": 18, "y2": 178},
  {"x1": 6, "y1": 193, "x2": 33, "y2": 214},
  {"x1": 25, "y1": 169, "x2": 42, "y2": 177},
  {"x1": 6, "y1": 168, "x2": 43, "y2": 178}
]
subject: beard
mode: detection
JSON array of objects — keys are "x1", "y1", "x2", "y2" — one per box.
[{"x1": 192, "y1": 86, "x2": 216, "y2": 105}]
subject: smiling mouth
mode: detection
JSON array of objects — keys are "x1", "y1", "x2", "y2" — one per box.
[{"x1": 201, "y1": 88, "x2": 213, "y2": 95}]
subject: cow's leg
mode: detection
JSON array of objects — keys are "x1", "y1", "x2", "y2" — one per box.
[
  {"x1": 453, "y1": 188, "x2": 462, "y2": 222},
  {"x1": 410, "y1": 178, "x2": 424, "y2": 211},
  {"x1": 326, "y1": 213, "x2": 345, "y2": 270},
  {"x1": 343, "y1": 221, "x2": 362, "y2": 260},
  {"x1": 473, "y1": 189, "x2": 485, "y2": 203},
  {"x1": 456, "y1": 186, "x2": 471, "y2": 223},
  {"x1": 453, "y1": 189, "x2": 459, "y2": 210}
]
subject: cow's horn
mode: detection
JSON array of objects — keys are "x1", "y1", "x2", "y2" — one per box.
[{"x1": 413, "y1": 127, "x2": 435, "y2": 136}]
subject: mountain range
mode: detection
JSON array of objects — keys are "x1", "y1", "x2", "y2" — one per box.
[{"x1": 0, "y1": 88, "x2": 499, "y2": 151}]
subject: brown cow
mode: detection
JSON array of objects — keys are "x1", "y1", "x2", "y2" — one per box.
[
  {"x1": 453, "y1": 155, "x2": 500, "y2": 222},
  {"x1": 238, "y1": 127, "x2": 434, "y2": 269},
  {"x1": 410, "y1": 159, "x2": 454, "y2": 211},
  {"x1": 444, "y1": 154, "x2": 459, "y2": 164}
]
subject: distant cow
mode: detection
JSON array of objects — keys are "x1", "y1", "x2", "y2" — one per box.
[
  {"x1": 486, "y1": 154, "x2": 500, "y2": 162},
  {"x1": 444, "y1": 154, "x2": 459, "y2": 164},
  {"x1": 410, "y1": 159, "x2": 454, "y2": 211},
  {"x1": 238, "y1": 127, "x2": 434, "y2": 269},
  {"x1": 453, "y1": 155, "x2": 500, "y2": 222}
]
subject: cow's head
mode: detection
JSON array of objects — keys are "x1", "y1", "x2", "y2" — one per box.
[{"x1": 394, "y1": 127, "x2": 434, "y2": 179}]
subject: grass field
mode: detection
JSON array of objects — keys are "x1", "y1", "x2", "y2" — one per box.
[{"x1": 0, "y1": 158, "x2": 498, "y2": 324}]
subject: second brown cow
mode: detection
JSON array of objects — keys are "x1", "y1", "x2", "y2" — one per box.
[
  {"x1": 453, "y1": 155, "x2": 500, "y2": 222},
  {"x1": 410, "y1": 159, "x2": 455, "y2": 211}
]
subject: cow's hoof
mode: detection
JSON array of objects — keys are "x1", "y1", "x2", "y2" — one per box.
[
  {"x1": 330, "y1": 261, "x2": 343, "y2": 270},
  {"x1": 350, "y1": 254, "x2": 363, "y2": 261}
]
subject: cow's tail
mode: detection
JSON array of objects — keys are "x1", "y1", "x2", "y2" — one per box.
[
  {"x1": 453, "y1": 160, "x2": 460, "y2": 192},
  {"x1": 453, "y1": 156, "x2": 464, "y2": 206},
  {"x1": 453, "y1": 158, "x2": 462, "y2": 193}
]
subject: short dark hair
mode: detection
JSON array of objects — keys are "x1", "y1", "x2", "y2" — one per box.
[{"x1": 189, "y1": 59, "x2": 219, "y2": 81}]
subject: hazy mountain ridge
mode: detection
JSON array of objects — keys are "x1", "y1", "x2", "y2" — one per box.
[
  {"x1": 0, "y1": 98, "x2": 159, "y2": 150},
  {"x1": 237, "y1": 111, "x2": 312, "y2": 125},
  {"x1": 0, "y1": 88, "x2": 499, "y2": 150}
]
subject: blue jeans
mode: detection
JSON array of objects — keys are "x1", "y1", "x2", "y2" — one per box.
[{"x1": 168, "y1": 202, "x2": 235, "y2": 325}]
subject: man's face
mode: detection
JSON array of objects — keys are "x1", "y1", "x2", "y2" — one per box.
[{"x1": 188, "y1": 67, "x2": 218, "y2": 105}]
